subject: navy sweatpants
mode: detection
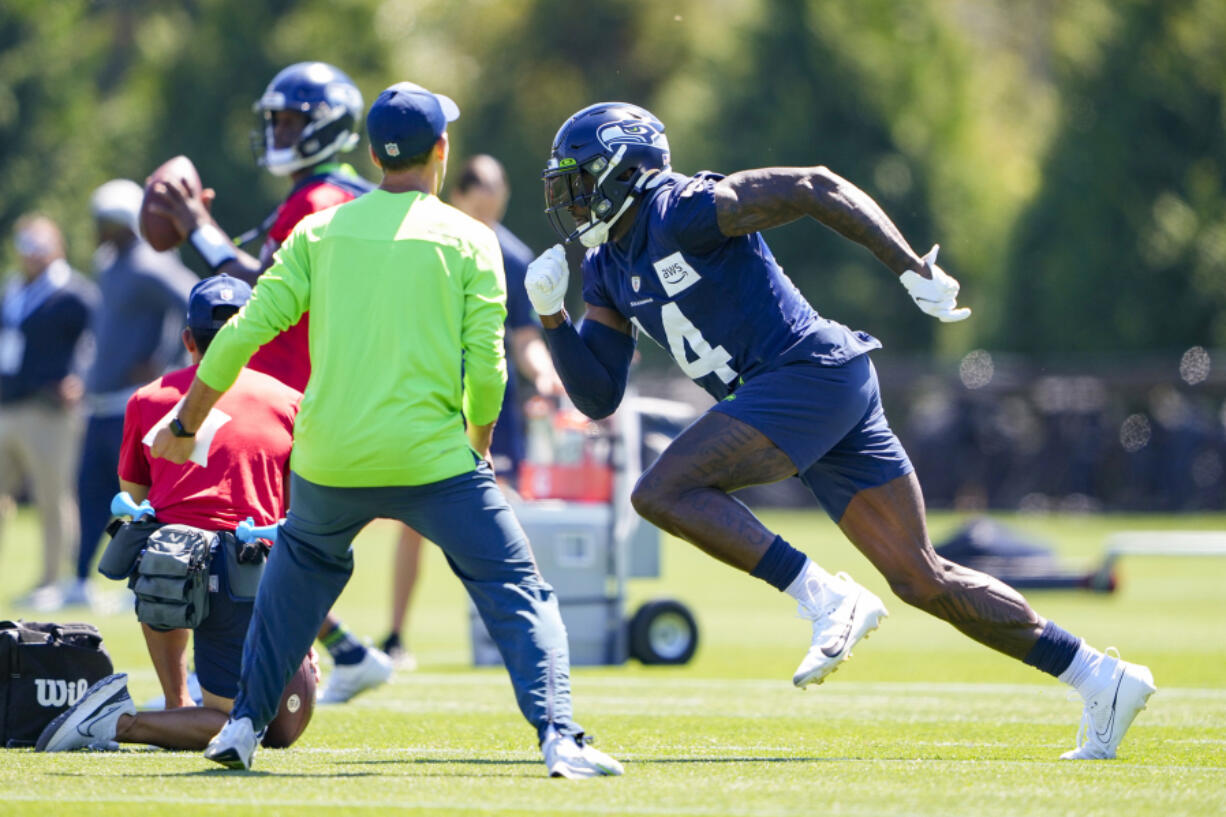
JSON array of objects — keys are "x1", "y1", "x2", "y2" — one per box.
[{"x1": 229, "y1": 462, "x2": 581, "y2": 742}]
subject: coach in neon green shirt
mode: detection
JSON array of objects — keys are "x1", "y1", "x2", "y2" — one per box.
[
  {"x1": 197, "y1": 161, "x2": 508, "y2": 486},
  {"x1": 150, "y1": 81, "x2": 623, "y2": 778}
]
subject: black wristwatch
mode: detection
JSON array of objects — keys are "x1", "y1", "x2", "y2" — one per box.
[{"x1": 168, "y1": 417, "x2": 196, "y2": 438}]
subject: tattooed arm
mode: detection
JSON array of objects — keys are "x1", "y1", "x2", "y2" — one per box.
[{"x1": 713, "y1": 167, "x2": 923, "y2": 277}]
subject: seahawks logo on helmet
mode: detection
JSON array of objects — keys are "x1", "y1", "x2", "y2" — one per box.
[
  {"x1": 323, "y1": 83, "x2": 363, "y2": 116},
  {"x1": 597, "y1": 120, "x2": 665, "y2": 150},
  {"x1": 543, "y1": 102, "x2": 671, "y2": 247}
]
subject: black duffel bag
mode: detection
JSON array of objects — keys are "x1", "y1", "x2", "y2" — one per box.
[{"x1": 0, "y1": 621, "x2": 114, "y2": 747}]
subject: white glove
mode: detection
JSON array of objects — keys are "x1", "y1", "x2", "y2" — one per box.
[
  {"x1": 898, "y1": 244, "x2": 971, "y2": 323},
  {"x1": 525, "y1": 244, "x2": 570, "y2": 316}
]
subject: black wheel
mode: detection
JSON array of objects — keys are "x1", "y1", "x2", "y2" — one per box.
[{"x1": 628, "y1": 599, "x2": 698, "y2": 665}]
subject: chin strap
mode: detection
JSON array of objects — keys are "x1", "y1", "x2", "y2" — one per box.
[
  {"x1": 262, "y1": 108, "x2": 358, "y2": 176},
  {"x1": 576, "y1": 167, "x2": 667, "y2": 248}
]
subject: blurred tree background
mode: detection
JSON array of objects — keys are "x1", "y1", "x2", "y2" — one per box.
[
  {"x1": 1000, "y1": 0, "x2": 1226, "y2": 356},
  {"x1": 1, "y1": 0, "x2": 1222, "y2": 362}
]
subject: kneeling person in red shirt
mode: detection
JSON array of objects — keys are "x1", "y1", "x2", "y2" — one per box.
[{"x1": 36, "y1": 274, "x2": 304, "y2": 752}]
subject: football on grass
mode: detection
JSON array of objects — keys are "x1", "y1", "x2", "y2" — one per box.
[
  {"x1": 140, "y1": 155, "x2": 201, "y2": 251},
  {"x1": 262, "y1": 655, "x2": 316, "y2": 749}
]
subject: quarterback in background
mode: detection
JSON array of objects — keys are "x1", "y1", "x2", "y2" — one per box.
[
  {"x1": 526, "y1": 101, "x2": 1155, "y2": 760},
  {"x1": 146, "y1": 61, "x2": 392, "y2": 704}
]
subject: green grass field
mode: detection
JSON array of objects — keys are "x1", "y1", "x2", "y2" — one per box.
[{"x1": 1, "y1": 507, "x2": 1223, "y2": 816}]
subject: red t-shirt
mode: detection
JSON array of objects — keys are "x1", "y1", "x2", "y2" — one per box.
[
  {"x1": 118, "y1": 365, "x2": 301, "y2": 530},
  {"x1": 246, "y1": 179, "x2": 359, "y2": 392}
]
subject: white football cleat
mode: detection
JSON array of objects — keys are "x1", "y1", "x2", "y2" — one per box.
[
  {"x1": 1060, "y1": 649, "x2": 1156, "y2": 760},
  {"x1": 204, "y1": 716, "x2": 264, "y2": 770},
  {"x1": 35, "y1": 673, "x2": 134, "y2": 752},
  {"x1": 541, "y1": 726, "x2": 624, "y2": 779},
  {"x1": 318, "y1": 647, "x2": 394, "y2": 704},
  {"x1": 792, "y1": 572, "x2": 888, "y2": 688}
]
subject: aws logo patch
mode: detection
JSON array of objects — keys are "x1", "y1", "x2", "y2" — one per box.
[{"x1": 652, "y1": 252, "x2": 701, "y2": 297}]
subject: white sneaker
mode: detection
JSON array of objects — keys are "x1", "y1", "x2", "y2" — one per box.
[
  {"x1": 379, "y1": 633, "x2": 419, "y2": 672},
  {"x1": 35, "y1": 673, "x2": 134, "y2": 752},
  {"x1": 541, "y1": 726, "x2": 624, "y2": 779},
  {"x1": 15, "y1": 583, "x2": 65, "y2": 612},
  {"x1": 318, "y1": 647, "x2": 394, "y2": 704},
  {"x1": 390, "y1": 649, "x2": 418, "y2": 672},
  {"x1": 1060, "y1": 649, "x2": 1156, "y2": 760},
  {"x1": 60, "y1": 579, "x2": 129, "y2": 615},
  {"x1": 60, "y1": 579, "x2": 95, "y2": 608},
  {"x1": 792, "y1": 572, "x2": 888, "y2": 688},
  {"x1": 204, "y1": 717, "x2": 264, "y2": 770}
]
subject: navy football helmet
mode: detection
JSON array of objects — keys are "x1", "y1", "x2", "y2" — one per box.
[
  {"x1": 542, "y1": 102, "x2": 670, "y2": 247},
  {"x1": 253, "y1": 62, "x2": 363, "y2": 176}
]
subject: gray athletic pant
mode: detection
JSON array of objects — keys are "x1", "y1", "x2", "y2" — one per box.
[{"x1": 229, "y1": 462, "x2": 581, "y2": 742}]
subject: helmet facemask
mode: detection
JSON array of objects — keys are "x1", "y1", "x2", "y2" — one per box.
[
  {"x1": 542, "y1": 102, "x2": 671, "y2": 247},
  {"x1": 249, "y1": 63, "x2": 364, "y2": 177},
  {"x1": 544, "y1": 147, "x2": 665, "y2": 247},
  {"x1": 256, "y1": 104, "x2": 360, "y2": 177}
]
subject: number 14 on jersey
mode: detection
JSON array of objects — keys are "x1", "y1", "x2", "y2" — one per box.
[{"x1": 632, "y1": 302, "x2": 737, "y2": 385}]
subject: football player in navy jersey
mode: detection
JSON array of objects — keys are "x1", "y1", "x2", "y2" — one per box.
[{"x1": 526, "y1": 102, "x2": 1154, "y2": 760}]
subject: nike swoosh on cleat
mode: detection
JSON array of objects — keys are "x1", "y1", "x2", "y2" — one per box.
[
  {"x1": 1095, "y1": 672, "x2": 1126, "y2": 742},
  {"x1": 819, "y1": 596, "x2": 859, "y2": 658},
  {"x1": 76, "y1": 701, "x2": 125, "y2": 738},
  {"x1": 208, "y1": 749, "x2": 244, "y2": 769}
]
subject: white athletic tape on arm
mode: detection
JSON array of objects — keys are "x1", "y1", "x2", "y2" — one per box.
[{"x1": 189, "y1": 224, "x2": 239, "y2": 270}]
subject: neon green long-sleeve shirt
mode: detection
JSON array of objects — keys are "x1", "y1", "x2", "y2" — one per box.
[{"x1": 197, "y1": 189, "x2": 507, "y2": 487}]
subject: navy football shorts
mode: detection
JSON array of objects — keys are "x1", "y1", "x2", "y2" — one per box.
[
  {"x1": 710, "y1": 354, "x2": 913, "y2": 522},
  {"x1": 192, "y1": 554, "x2": 254, "y2": 701}
]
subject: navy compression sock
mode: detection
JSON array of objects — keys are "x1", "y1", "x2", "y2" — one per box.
[
  {"x1": 1022, "y1": 620, "x2": 1081, "y2": 677},
  {"x1": 750, "y1": 535, "x2": 808, "y2": 591},
  {"x1": 320, "y1": 622, "x2": 366, "y2": 666}
]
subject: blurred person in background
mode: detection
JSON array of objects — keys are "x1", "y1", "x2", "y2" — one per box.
[
  {"x1": 71, "y1": 179, "x2": 196, "y2": 610},
  {"x1": 146, "y1": 61, "x2": 392, "y2": 703},
  {"x1": 378, "y1": 154, "x2": 564, "y2": 669},
  {"x1": 450, "y1": 155, "x2": 566, "y2": 423},
  {"x1": 1, "y1": 215, "x2": 98, "y2": 610}
]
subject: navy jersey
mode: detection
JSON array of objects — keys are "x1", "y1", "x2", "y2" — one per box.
[
  {"x1": 581, "y1": 172, "x2": 881, "y2": 400},
  {"x1": 490, "y1": 222, "x2": 537, "y2": 471}
]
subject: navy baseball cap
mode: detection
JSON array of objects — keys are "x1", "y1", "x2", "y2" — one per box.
[
  {"x1": 366, "y1": 82, "x2": 459, "y2": 164},
  {"x1": 187, "y1": 274, "x2": 252, "y2": 333}
]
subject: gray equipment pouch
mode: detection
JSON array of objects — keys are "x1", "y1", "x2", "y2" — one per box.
[
  {"x1": 97, "y1": 519, "x2": 163, "y2": 580},
  {"x1": 132, "y1": 525, "x2": 215, "y2": 631},
  {"x1": 220, "y1": 531, "x2": 266, "y2": 602}
]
